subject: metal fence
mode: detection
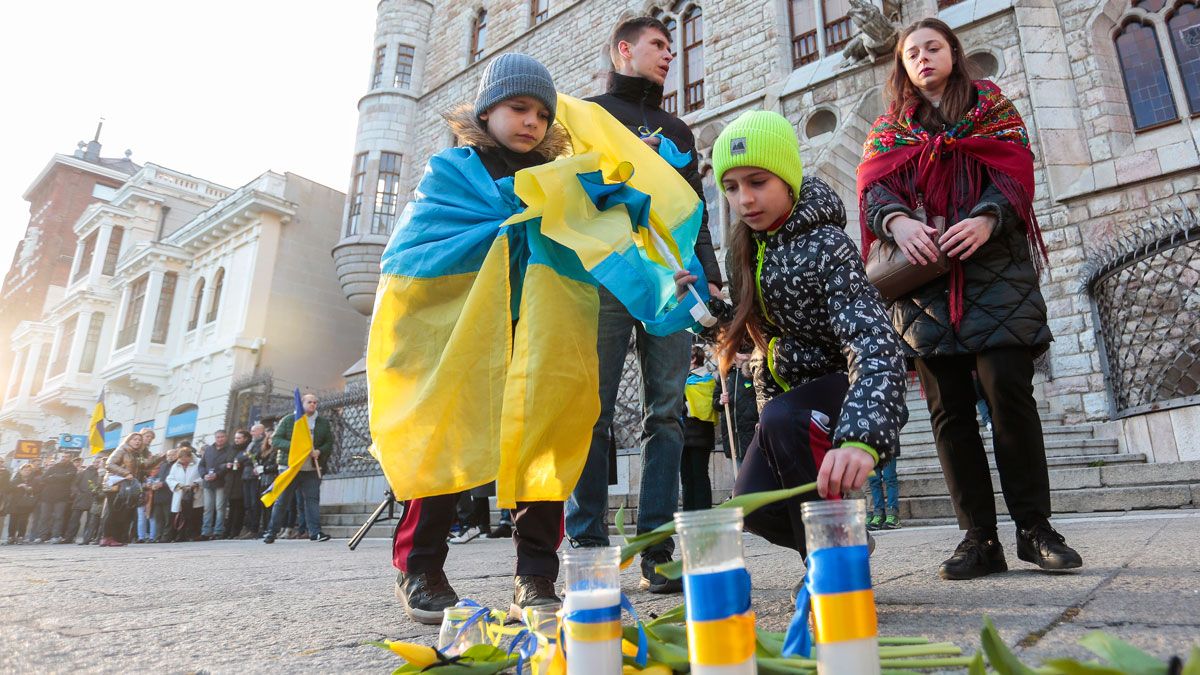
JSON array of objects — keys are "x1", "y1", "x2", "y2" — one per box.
[{"x1": 1084, "y1": 201, "x2": 1200, "y2": 417}]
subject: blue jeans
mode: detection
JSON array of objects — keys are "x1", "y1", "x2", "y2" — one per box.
[
  {"x1": 566, "y1": 289, "x2": 690, "y2": 555},
  {"x1": 868, "y1": 459, "x2": 900, "y2": 516},
  {"x1": 201, "y1": 486, "x2": 227, "y2": 536},
  {"x1": 267, "y1": 471, "x2": 322, "y2": 538},
  {"x1": 136, "y1": 507, "x2": 159, "y2": 541}
]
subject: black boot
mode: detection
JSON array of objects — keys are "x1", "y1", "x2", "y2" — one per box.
[
  {"x1": 639, "y1": 549, "x2": 683, "y2": 594},
  {"x1": 509, "y1": 575, "x2": 560, "y2": 617},
  {"x1": 939, "y1": 528, "x2": 1008, "y2": 580},
  {"x1": 395, "y1": 570, "x2": 459, "y2": 625},
  {"x1": 1017, "y1": 521, "x2": 1082, "y2": 571}
]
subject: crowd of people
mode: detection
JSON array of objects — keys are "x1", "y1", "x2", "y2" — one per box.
[{"x1": 0, "y1": 413, "x2": 332, "y2": 546}]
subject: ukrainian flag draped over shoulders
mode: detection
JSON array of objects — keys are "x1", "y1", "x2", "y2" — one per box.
[{"x1": 367, "y1": 94, "x2": 708, "y2": 507}]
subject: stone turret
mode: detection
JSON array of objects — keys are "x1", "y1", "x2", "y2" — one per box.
[{"x1": 332, "y1": 0, "x2": 432, "y2": 316}]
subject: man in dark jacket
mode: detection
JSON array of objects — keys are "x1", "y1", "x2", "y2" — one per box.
[
  {"x1": 236, "y1": 424, "x2": 266, "y2": 539},
  {"x1": 263, "y1": 394, "x2": 332, "y2": 543},
  {"x1": 34, "y1": 454, "x2": 76, "y2": 543},
  {"x1": 224, "y1": 429, "x2": 251, "y2": 539},
  {"x1": 198, "y1": 430, "x2": 236, "y2": 539},
  {"x1": 567, "y1": 14, "x2": 724, "y2": 596},
  {"x1": 63, "y1": 457, "x2": 100, "y2": 544}
]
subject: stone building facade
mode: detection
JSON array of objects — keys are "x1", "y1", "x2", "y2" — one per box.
[{"x1": 337, "y1": 0, "x2": 1200, "y2": 472}]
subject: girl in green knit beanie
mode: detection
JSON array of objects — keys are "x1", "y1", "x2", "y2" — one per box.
[{"x1": 674, "y1": 109, "x2": 908, "y2": 561}]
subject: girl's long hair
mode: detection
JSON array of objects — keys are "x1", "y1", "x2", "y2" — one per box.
[
  {"x1": 885, "y1": 18, "x2": 977, "y2": 131},
  {"x1": 716, "y1": 217, "x2": 769, "y2": 376}
]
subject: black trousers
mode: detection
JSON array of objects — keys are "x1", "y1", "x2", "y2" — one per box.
[
  {"x1": 680, "y1": 446, "x2": 713, "y2": 511},
  {"x1": 227, "y1": 499, "x2": 245, "y2": 537},
  {"x1": 242, "y1": 478, "x2": 262, "y2": 534},
  {"x1": 393, "y1": 494, "x2": 563, "y2": 579},
  {"x1": 733, "y1": 373, "x2": 849, "y2": 558},
  {"x1": 915, "y1": 347, "x2": 1051, "y2": 531},
  {"x1": 103, "y1": 503, "x2": 136, "y2": 542},
  {"x1": 63, "y1": 508, "x2": 89, "y2": 542}
]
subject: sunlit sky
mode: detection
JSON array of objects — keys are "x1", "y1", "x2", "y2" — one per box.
[{"x1": 0, "y1": 1, "x2": 377, "y2": 271}]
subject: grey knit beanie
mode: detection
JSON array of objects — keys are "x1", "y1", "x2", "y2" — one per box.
[{"x1": 474, "y1": 53, "x2": 557, "y2": 123}]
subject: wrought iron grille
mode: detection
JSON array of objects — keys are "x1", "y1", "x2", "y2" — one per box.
[
  {"x1": 612, "y1": 339, "x2": 644, "y2": 451},
  {"x1": 1084, "y1": 201, "x2": 1200, "y2": 416},
  {"x1": 249, "y1": 339, "x2": 649, "y2": 478}
]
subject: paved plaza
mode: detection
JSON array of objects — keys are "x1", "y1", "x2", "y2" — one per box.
[{"x1": 1, "y1": 510, "x2": 1198, "y2": 673}]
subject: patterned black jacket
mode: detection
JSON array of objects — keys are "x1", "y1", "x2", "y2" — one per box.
[{"x1": 739, "y1": 176, "x2": 908, "y2": 465}]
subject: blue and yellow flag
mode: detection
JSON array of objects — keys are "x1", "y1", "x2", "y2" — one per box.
[
  {"x1": 261, "y1": 389, "x2": 314, "y2": 507},
  {"x1": 88, "y1": 391, "x2": 106, "y2": 455},
  {"x1": 367, "y1": 93, "x2": 709, "y2": 507},
  {"x1": 684, "y1": 372, "x2": 718, "y2": 424}
]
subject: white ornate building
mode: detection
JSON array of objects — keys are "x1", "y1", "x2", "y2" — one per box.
[{"x1": 1, "y1": 158, "x2": 367, "y2": 456}]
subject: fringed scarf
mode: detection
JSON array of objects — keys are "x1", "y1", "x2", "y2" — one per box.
[{"x1": 856, "y1": 79, "x2": 1048, "y2": 327}]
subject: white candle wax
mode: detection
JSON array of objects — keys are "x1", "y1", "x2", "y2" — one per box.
[
  {"x1": 816, "y1": 638, "x2": 880, "y2": 675},
  {"x1": 563, "y1": 587, "x2": 623, "y2": 675}
]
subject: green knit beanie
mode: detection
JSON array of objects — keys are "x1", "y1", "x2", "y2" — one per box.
[{"x1": 712, "y1": 110, "x2": 803, "y2": 198}]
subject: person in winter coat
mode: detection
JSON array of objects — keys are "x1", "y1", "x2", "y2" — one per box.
[
  {"x1": 236, "y1": 424, "x2": 266, "y2": 538},
  {"x1": 388, "y1": 54, "x2": 570, "y2": 626},
  {"x1": 224, "y1": 429, "x2": 250, "y2": 539},
  {"x1": 63, "y1": 457, "x2": 100, "y2": 544},
  {"x1": 7, "y1": 464, "x2": 38, "y2": 543},
  {"x1": 680, "y1": 346, "x2": 717, "y2": 511},
  {"x1": 675, "y1": 109, "x2": 909, "y2": 559},
  {"x1": 567, "y1": 15, "x2": 724, "y2": 596},
  {"x1": 34, "y1": 454, "x2": 75, "y2": 542},
  {"x1": 103, "y1": 433, "x2": 156, "y2": 547},
  {"x1": 858, "y1": 18, "x2": 1081, "y2": 580},
  {"x1": 167, "y1": 447, "x2": 202, "y2": 542},
  {"x1": 198, "y1": 430, "x2": 236, "y2": 539},
  {"x1": 712, "y1": 350, "x2": 759, "y2": 465}
]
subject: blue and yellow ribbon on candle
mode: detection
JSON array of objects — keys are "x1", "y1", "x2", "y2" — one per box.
[
  {"x1": 683, "y1": 567, "x2": 757, "y2": 666},
  {"x1": 561, "y1": 592, "x2": 649, "y2": 667},
  {"x1": 782, "y1": 544, "x2": 877, "y2": 658}
]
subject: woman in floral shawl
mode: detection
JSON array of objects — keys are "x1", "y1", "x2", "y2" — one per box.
[{"x1": 857, "y1": 18, "x2": 1082, "y2": 580}]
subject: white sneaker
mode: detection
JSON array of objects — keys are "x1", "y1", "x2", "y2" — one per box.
[{"x1": 448, "y1": 526, "x2": 483, "y2": 545}]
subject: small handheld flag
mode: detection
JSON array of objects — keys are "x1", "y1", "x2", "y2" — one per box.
[{"x1": 88, "y1": 391, "x2": 106, "y2": 455}]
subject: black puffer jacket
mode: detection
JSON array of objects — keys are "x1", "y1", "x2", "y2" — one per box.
[
  {"x1": 864, "y1": 176, "x2": 1052, "y2": 358},
  {"x1": 743, "y1": 177, "x2": 908, "y2": 465},
  {"x1": 587, "y1": 72, "x2": 722, "y2": 287}
]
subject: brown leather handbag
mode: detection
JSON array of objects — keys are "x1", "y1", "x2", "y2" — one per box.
[{"x1": 865, "y1": 212, "x2": 949, "y2": 301}]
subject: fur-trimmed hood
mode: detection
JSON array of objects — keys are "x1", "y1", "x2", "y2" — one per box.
[{"x1": 444, "y1": 103, "x2": 571, "y2": 161}]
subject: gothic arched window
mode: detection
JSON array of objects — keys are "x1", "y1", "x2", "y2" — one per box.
[
  {"x1": 1116, "y1": 20, "x2": 1179, "y2": 129},
  {"x1": 1167, "y1": 2, "x2": 1200, "y2": 113}
]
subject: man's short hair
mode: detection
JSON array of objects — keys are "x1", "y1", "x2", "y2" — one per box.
[{"x1": 610, "y1": 16, "x2": 671, "y2": 67}]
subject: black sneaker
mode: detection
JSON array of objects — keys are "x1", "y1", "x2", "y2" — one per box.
[
  {"x1": 396, "y1": 570, "x2": 459, "y2": 625},
  {"x1": 1017, "y1": 522, "x2": 1082, "y2": 571},
  {"x1": 509, "y1": 575, "x2": 560, "y2": 617},
  {"x1": 939, "y1": 529, "x2": 1008, "y2": 580},
  {"x1": 487, "y1": 523, "x2": 513, "y2": 539},
  {"x1": 263, "y1": 533, "x2": 276, "y2": 544},
  {"x1": 639, "y1": 550, "x2": 683, "y2": 594},
  {"x1": 311, "y1": 532, "x2": 332, "y2": 542}
]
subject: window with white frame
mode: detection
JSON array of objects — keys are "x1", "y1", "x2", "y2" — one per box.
[
  {"x1": 788, "y1": 0, "x2": 860, "y2": 67},
  {"x1": 206, "y1": 268, "x2": 224, "y2": 324},
  {"x1": 118, "y1": 275, "x2": 148, "y2": 348},
  {"x1": 52, "y1": 314, "x2": 79, "y2": 377},
  {"x1": 79, "y1": 313, "x2": 106, "y2": 374},
  {"x1": 73, "y1": 231, "x2": 97, "y2": 283},
  {"x1": 394, "y1": 44, "x2": 415, "y2": 88},
  {"x1": 151, "y1": 273, "x2": 177, "y2": 344},
  {"x1": 188, "y1": 278, "x2": 205, "y2": 332},
  {"x1": 653, "y1": 3, "x2": 705, "y2": 115},
  {"x1": 102, "y1": 226, "x2": 123, "y2": 276}
]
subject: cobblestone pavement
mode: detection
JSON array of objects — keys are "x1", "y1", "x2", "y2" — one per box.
[{"x1": 1, "y1": 510, "x2": 1198, "y2": 673}]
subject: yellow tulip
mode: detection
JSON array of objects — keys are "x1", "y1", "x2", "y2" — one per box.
[{"x1": 384, "y1": 641, "x2": 440, "y2": 667}]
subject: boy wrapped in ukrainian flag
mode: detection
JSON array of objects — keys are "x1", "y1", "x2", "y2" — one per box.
[{"x1": 367, "y1": 53, "x2": 713, "y2": 624}]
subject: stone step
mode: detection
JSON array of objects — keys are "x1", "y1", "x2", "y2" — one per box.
[
  {"x1": 898, "y1": 422, "x2": 1096, "y2": 447},
  {"x1": 896, "y1": 437, "x2": 1120, "y2": 464},
  {"x1": 899, "y1": 461, "x2": 1200, "y2": 519},
  {"x1": 898, "y1": 452, "x2": 1146, "y2": 478},
  {"x1": 897, "y1": 457, "x2": 1149, "y2": 498}
]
